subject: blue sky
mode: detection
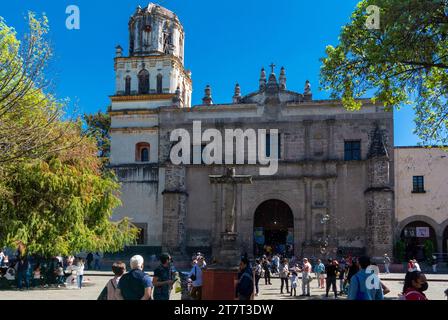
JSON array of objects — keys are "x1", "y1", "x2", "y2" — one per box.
[{"x1": 1, "y1": 0, "x2": 419, "y2": 146}]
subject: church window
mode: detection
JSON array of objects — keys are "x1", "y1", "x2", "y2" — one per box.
[
  {"x1": 125, "y1": 76, "x2": 131, "y2": 95},
  {"x1": 135, "y1": 142, "x2": 150, "y2": 162},
  {"x1": 344, "y1": 140, "x2": 361, "y2": 161},
  {"x1": 412, "y1": 176, "x2": 425, "y2": 193},
  {"x1": 141, "y1": 148, "x2": 149, "y2": 162},
  {"x1": 157, "y1": 74, "x2": 163, "y2": 94},
  {"x1": 138, "y1": 69, "x2": 150, "y2": 94}
]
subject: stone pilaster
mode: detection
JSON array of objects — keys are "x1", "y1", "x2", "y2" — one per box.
[
  {"x1": 365, "y1": 125, "x2": 394, "y2": 259},
  {"x1": 161, "y1": 165, "x2": 188, "y2": 257}
]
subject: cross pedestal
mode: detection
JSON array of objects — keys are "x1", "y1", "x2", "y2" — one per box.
[{"x1": 202, "y1": 168, "x2": 252, "y2": 300}]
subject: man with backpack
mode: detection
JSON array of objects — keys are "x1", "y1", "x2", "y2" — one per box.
[{"x1": 116, "y1": 255, "x2": 153, "y2": 300}]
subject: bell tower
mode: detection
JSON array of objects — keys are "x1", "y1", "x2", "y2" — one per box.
[{"x1": 113, "y1": 3, "x2": 192, "y2": 108}]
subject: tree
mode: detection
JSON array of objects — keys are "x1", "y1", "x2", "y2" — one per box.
[
  {"x1": 0, "y1": 13, "x2": 69, "y2": 164},
  {"x1": 320, "y1": 0, "x2": 448, "y2": 144},
  {"x1": 84, "y1": 110, "x2": 111, "y2": 167},
  {"x1": 0, "y1": 123, "x2": 138, "y2": 257}
]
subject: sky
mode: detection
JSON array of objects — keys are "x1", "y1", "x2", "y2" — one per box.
[{"x1": 1, "y1": 0, "x2": 420, "y2": 146}]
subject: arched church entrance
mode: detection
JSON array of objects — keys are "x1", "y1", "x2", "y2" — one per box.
[
  {"x1": 253, "y1": 200, "x2": 294, "y2": 258},
  {"x1": 400, "y1": 221, "x2": 437, "y2": 261}
]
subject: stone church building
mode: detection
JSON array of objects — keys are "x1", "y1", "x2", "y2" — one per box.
[{"x1": 109, "y1": 3, "x2": 395, "y2": 261}]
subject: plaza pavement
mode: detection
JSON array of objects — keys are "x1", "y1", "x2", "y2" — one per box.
[{"x1": 1, "y1": 272, "x2": 447, "y2": 300}]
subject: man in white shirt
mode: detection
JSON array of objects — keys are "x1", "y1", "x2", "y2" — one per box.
[{"x1": 301, "y1": 258, "x2": 312, "y2": 297}]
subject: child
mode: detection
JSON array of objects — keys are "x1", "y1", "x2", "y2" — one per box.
[
  {"x1": 290, "y1": 271, "x2": 298, "y2": 296},
  {"x1": 33, "y1": 264, "x2": 42, "y2": 288},
  {"x1": 76, "y1": 258, "x2": 85, "y2": 289},
  {"x1": 55, "y1": 263, "x2": 65, "y2": 287}
]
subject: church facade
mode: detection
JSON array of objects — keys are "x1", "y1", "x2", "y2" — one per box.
[{"x1": 109, "y1": 3, "x2": 395, "y2": 261}]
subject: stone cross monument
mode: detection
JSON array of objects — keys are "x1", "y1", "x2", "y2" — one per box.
[{"x1": 209, "y1": 167, "x2": 252, "y2": 269}]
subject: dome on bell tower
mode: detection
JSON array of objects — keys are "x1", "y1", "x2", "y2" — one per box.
[{"x1": 129, "y1": 3, "x2": 184, "y2": 62}]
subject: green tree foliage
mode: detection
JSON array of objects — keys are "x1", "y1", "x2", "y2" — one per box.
[
  {"x1": 395, "y1": 240, "x2": 406, "y2": 262},
  {"x1": 320, "y1": 0, "x2": 448, "y2": 144},
  {"x1": 0, "y1": 14, "x2": 138, "y2": 256},
  {"x1": 83, "y1": 110, "x2": 111, "y2": 167},
  {"x1": 0, "y1": 13, "x2": 69, "y2": 164},
  {"x1": 0, "y1": 124, "x2": 138, "y2": 257}
]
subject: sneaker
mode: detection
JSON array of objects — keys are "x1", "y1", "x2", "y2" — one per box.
[{"x1": 306, "y1": 294, "x2": 310, "y2": 297}]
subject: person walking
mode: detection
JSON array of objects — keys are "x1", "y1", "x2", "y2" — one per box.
[
  {"x1": 94, "y1": 252, "x2": 101, "y2": 270},
  {"x1": 325, "y1": 259, "x2": 338, "y2": 298},
  {"x1": 16, "y1": 255, "x2": 30, "y2": 290},
  {"x1": 76, "y1": 258, "x2": 85, "y2": 289},
  {"x1": 116, "y1": 255, "x2": 153, "y2": 300},
  {"x1": 383, "y1": 254, "x2": 391, "y2": 274},
  {"x1": 86, "y1": 252, "x2": 93, "y2": 270},
  {"x1": 289, "y1": 270, "x2": 298, "y2": 297},
  {"x1": 279, "y1": 258, "x2": 290, "y2": 294},
  {"x1": 262, "y1": 257, "x2": 272, "y2": 285},
  {"x1": 401, "y1": 271, "x2": 428, "y2": 300},
  {"x1": 300, "y1": 258, "x2": 312, "y2": 297},
  {"x1": 431, "y1": 255, "x2": 438, "y2": 273},
  {"x1": 347, "y1": 256, "x2": 383, "y2": 300},
  {"x1": 315, "y1": 259, "x2": 325, "y2": 289},
  {"x1": 153, "y1": 253, "x2": 175, "y2": 300},
  {"x1": 188, "y1": 255, "x2": 205, "y2": 300},
  {"x1": 253, "y1": 259, "x2": 262, "y2": 296},
  {"x1": 236, "y1": 256, "x2": 254, "y2": 300},
  {"x1": 104, "y1": 261, "x2": 126, "y2": 300}
]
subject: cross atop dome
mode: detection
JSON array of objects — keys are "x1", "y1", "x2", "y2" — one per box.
[{"x1": 269, "y1": 63, "x2": 276, "y2": 74}]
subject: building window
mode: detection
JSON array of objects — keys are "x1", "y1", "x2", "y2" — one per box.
[
  {"x1": 125, "y1": 76, "x2": 131, "y2": 95},
  {"x1": 266, "y1": 133, "x2": 281, "y2": 158},
  {"x1": 135, "y1": 142, "x2": 150, "y2": 162},
  {"x1": 157, "y1": 74, "x2": 163, "y2": 94},
  {"x1": 133, "y1": 223, "x2": 147, "y2": 245},
  {"x1": 412, "y1": 176, "x2": 425, "y2": 193},
  {"x1": 138, "y1": 69, "x2": 150, "y2": 94},
  {"x1": 141, "y1": 148, "x2": 149, "y2": 162},
  {"x1": 344, "y1": 140, "x2": 361, "y2": 161}
]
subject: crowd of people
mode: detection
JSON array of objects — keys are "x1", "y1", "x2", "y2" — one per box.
[
  {"x1": 0, "y1": 245, "x2": 100, "y2": 290},
  {"x1": 2, "y1": 244, "x2": 447, "y2": 300}
]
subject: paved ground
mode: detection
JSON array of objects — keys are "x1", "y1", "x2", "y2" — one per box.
[{"x1": 1, "y1": 272, "x2": 447, "y2": 300}]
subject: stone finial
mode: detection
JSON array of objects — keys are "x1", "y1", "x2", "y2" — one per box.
[
  {"x1": 233, "y1": 83, "x2": 241, "y2": 104},
  {"x1": 304, "y1": 80, "x2": 312, "y2": 95},
  {"x1": 115, "y1": 45, "x2": 123, "y2": 57},
  {"x1": 259, "y1": 68, "x2": 267, "y2": 91},
  {"x1": 202, "y1": 84, "x2": 213, "y2": 105},
  {"x1": 279, "y1": 66, "x2": 286, "y2": 90},
  {"x1": 172, "y1": 86, "x2": 182, "y2": 106}
]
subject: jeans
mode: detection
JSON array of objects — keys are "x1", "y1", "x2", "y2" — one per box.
[
  {"x1": 17, "y1": 271, "x2": 30, "y2": 289},
  {"x1": 326, "y1": 276, "x2": 337, "y2": 297},
  {"x1": 384, "y1": 264, "x2": 390, "y2": 273},
  {"x1": 77, "y1": 275, "x2": 83, "y2": 289},
  {"x1": 264, "y1": 270, "x2": 271, "y2": 284},
  {"x1": 94, "y1": 259, "x2": 101, "y2": 270},
  {"x1": 302, "y1": 273, "x2": 310, "y2": 295},
  {"x1": 255, "y1": 275, "x2": 261, "y2": 294},
  {"x1": 280, "y1": 278, "x2": 289, "y2": 293}
]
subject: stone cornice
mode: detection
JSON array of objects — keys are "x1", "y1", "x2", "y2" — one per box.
[
  {"x1": 110, "y1": 94, "x2": 175, "y2": 102},
  {"x1": 110, "y1": 126, "x2": 159, "y2": 134},
  {"x1": 109, "y1": 109, "x2": 160, "y2": 116}
]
